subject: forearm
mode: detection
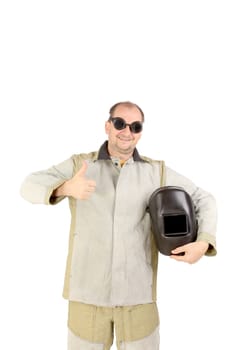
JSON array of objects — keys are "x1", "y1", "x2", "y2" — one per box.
[
  {"x1": 20, "y1": 177, "x2": 66, "y2": 204},
  {"x1": 20, "y1": 157, "x2": 74, "y2": 204}
]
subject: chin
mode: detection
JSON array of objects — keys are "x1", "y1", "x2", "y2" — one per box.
[{"x1": 119, "y1": 146, "x2": 134, "y2": 154}]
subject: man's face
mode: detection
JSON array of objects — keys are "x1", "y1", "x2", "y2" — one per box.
[{"x1": 105, "y1": 105, "x2": 143, "y2": 158}]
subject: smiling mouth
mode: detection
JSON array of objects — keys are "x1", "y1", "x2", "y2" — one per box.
[{"x1": 118, "y1": 136, "x2": 133, "y2": 142}]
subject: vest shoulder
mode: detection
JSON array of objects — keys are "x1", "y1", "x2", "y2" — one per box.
[
  {"x1": 72, "y1": 151, "x2": 98, "y2": 161},
  {"x1": 71, "y1": 151, "x2": 98, "y2": 170},
  {"x1": 140, "y1": 155, "x2": 165, "y2": 165}
]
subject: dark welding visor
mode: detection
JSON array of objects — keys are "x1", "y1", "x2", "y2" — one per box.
[{"x1": 148, "y1": 186, "x2": 198, "y2": 255}]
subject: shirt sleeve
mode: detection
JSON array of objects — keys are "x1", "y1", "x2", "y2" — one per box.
[
  {"x1": 20, "y1": 157, "x2": 75, "y2": 205},
  {"x1": 165, "y1": 166, "x2": 217, "y2": 256}
]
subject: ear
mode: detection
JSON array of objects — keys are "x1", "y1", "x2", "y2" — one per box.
[{"x1": 105, "y1": 121, "x2": 110, "y2": 135}]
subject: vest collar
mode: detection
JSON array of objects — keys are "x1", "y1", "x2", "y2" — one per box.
[{"x1": 97, "y1": 141, "x2": 144, "y2": 162}]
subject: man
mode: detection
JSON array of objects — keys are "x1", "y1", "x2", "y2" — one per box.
[{"x1": 20, "y1": 101, "x2": 217, "y2": 350}]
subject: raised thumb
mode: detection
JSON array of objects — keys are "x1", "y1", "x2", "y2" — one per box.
[{"x1": 77, "y1": 161, "x2": 88, "y2": 177}]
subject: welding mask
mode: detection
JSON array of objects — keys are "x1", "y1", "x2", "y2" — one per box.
[{"x1": 148, "y1": 186, "x2": 198, "y2": 255}]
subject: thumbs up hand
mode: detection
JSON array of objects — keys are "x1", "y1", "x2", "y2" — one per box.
[
  {"x1": 67, "y1": 161, "x2": 96, "y2": 200},
  {"x1": 53, "y1": 161, "x2": 96, "y2": 200}
]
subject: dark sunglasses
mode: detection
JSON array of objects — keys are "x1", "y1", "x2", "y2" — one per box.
[{"x1": 109, "y1": 117, "x2": 143, "y2": 134}]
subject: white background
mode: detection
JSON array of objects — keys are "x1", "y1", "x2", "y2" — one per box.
[{"x1": 0, "y1": 0, "x2": 232, "y2": 349}]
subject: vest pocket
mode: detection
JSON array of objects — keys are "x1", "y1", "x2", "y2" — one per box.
[
  {"x1": 68, "y1": 301, "x2": 97, "y2": 341},
  {"x1": 122, "y1": 303, "x2": 159, "y2": 342}
]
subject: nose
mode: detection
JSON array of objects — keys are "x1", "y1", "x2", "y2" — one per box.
[{"x1": 122, "y1": 125, "x2": 132, "y2": 134}]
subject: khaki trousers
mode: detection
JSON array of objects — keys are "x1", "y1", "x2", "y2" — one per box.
[{"x1": 68, "y1": 301, "x2": 160, "y2": 350}]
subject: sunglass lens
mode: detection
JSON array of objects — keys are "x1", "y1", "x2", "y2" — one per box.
[
  {"x1": 131, "y1": 122, "x2": 143, "y2": 133},
  {"x1": 114, "y1": 118, "x2": 126, "y2": 130}
]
